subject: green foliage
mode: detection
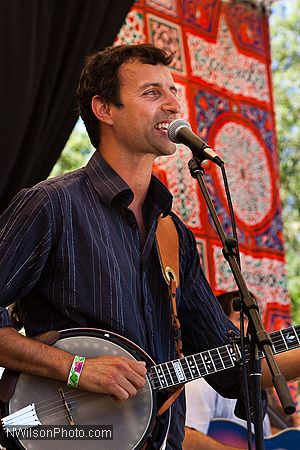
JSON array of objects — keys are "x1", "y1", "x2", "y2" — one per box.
[
  {"x1": 270, "y1": 0, "x2": 300, "y2": 323},
  {"x1": 50, "y1": 122, "x2": 94, "y2": 177}
]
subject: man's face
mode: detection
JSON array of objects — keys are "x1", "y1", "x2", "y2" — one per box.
[{"x1": 110, "y1": 60, "x2": 181, "y2": 158}]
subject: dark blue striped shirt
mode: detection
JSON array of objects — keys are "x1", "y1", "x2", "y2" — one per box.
[{"x1": 0, "y1": 150, "x2": 243, "y2": 449}]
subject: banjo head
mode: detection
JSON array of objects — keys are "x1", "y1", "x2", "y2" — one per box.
[{"x1": 7, "y1": 328, "x2": 164, "y2": 450}]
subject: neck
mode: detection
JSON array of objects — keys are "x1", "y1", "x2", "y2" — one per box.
[{"x1": 98, "y1": 146, "x2": 154, "y2": 244}]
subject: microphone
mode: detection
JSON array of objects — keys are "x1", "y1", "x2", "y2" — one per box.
[{"x1": 168, "y1": 119, "x2": 224, "y2": 167}]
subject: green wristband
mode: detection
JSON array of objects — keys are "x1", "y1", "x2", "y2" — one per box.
[{"x1": 67, "y1": 355, "x2": 86, "y2": 388}]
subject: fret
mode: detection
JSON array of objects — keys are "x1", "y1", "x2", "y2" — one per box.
[
  {"x1": 295, "y1": 326, "x2": 300, "y2": 343},
  {"x1": 208, "y1": 349, "x2": 217, "y2": 372},
  {"x1": 192, "y1": 354, "x2": 201, "y2": 377},
  {"x1": 201, "y1": 351, "x2": 215, "y2": 374},
  {"x1": 214, "y1": 347, "x2": 229, "y2": 371},
  {"x1": 232, "y1": 344, "x2": 242, "y2": 364},
  {"x1": 181, "y1": 357, "x2": 194, "y2": 381},
  {"x1": 235, "y1": 344, "x2": 242, "y2": 363},
  {"x1": 161, "y1": 362, "x2": 173, "y2": 386},
  {"x1": 156, "y1": 364, "x2": 168, "y2": 388},
  {"x1": 165, "y1": 361, "x2": 179, "y2": 386},
  {"x1": 147, "y1": 367, "x2": 160, "y2": 390},
  {"x1": 294, "y1": 327, "x2": 300, "y2": 345},
  {"x1": 269, "y1": 330, "x2": 279, "y2": 353},
  {"x1": 218, "y1": 345, "x2": 233, "y2": 369},
  {"x1": 171, "y1": 359, "x2": 186, "y2": 383},
  {"x1": 164, "y1": 361, "x2": 179, "y2": 386},
  {"x1": 193, "y1": 353, "x2": 207, "y2": 377},
  {"x1": 226, "y1": 345, "x2": 236, "y2": 366},
  {"x1": 271, "y1": 329, "x2": 286, "y2": 353},
  {"x1": 217, "y1": 348, "x2": 225, "y2": 370},
  {"x1": 293, "y1": 327, "x2": 300, "y2": 345},
  {"x1": 269, "y1": 330, "x2": 282, "y2": 353},
  {"x1": 186, "y1": 355, "x2": 201, "y2": 379},
  {"x1": 199, "y1": 352, "x2": 209, "y2": 375},
  {"x1": 271, "y1": 340, "x2": 276, "y2": 353},
  {"x1": 152, "y1": 366, "x2": 163, "y2": 389},
  {"x1": 280, "y1": 327, "x2": 299, "y2": 351},
  {"x1": 237, "y1": 345, "x2": 242, "y2": 359},
  {"x1": 280, "y1": 330, "x2": 289, "y2": 350}
]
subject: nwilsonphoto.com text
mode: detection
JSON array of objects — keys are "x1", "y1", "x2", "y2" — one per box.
[{"x1": 6, "y1": 425, "x2": 113, "y2": 440}]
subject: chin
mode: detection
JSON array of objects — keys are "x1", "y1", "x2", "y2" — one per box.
[{"x1": 159, "y1": 143, "x2": 177, "y2": 157}]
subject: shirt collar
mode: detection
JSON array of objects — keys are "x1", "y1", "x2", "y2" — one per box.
[{"x1": 85, "y1": 151, "x2": 173, "y2": 214}]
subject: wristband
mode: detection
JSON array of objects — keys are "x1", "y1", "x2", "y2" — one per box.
[{"x1": 67, "y1": 355, "x2": 86, "y2": 388}]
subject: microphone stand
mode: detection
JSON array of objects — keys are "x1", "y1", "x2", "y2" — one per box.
[{"x1": 188, "y1": 157, "x2": 295, "y2": 450}]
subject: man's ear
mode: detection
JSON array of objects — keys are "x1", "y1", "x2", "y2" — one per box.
[{"x1": 91, "y1": 95, "x2": 113, "y2": 125}]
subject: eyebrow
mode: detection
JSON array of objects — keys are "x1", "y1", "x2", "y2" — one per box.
[{"x1": 139, "y1": 82, "x2": 178, "y2": 94}]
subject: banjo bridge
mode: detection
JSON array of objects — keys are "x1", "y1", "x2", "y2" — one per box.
[{"x1": 58, "y1": 388, "x2": 75, "y2": 426}]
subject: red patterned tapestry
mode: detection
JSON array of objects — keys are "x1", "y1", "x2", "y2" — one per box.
[{"x1": 116, "y1": 0, "x2": 292, "y2": 355}]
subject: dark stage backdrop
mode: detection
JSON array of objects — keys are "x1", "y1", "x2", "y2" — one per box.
[{"x1": 0, "y1": 0, "x2": 133, "y2": 212}]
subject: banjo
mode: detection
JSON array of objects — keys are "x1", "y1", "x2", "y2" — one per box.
[{"x1": 1, "y1": 324, "x2": 300, "y2": 450}]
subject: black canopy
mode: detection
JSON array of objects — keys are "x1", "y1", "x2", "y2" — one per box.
[{"x1": 0, "y1": 0, "x2": 133, "y2": 212}]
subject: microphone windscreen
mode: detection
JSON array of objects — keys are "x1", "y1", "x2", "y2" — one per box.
[{"x1": 168, "y1": 119, "x2": 191, "y2": 143}]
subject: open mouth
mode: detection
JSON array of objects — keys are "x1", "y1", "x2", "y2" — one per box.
[{"x1": 154, "y1": 122, "x2": 170, "y2": 134}]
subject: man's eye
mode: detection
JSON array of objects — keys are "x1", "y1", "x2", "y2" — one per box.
[
  {"x1": 170, "y1": 89, "x2": 179, "y2": 99},
  {"x1": 144, "y1": 90, "x2": 159, "y2": 96}
]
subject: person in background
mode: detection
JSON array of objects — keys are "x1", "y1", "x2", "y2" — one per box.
[{"x1": 183, "y1": 291, "x2": 271, "y2": 450}]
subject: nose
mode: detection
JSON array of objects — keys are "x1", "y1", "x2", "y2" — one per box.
[{"x1": 161, "y1": 90, "x2": 181, "y2": 115}]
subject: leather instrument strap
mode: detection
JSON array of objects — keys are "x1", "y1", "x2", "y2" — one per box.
[{"x1": 155, "y1": 214, "x2": 184, "y2": 416}]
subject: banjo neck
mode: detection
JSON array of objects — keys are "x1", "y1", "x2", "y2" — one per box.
[{"x1": 148, "y1": 325, "x2": 300, "y2": 391}]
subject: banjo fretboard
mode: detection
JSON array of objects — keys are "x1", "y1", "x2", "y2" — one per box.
[{"x1": 148, "y1": 325, "x2": 300, "y2": 391}]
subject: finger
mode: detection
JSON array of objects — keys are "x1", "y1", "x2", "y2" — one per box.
[
  {"x1": 120, "y1": 377, "x2": 140, "y2": 397},
  {"x1": 110, "y1": 389, "x2": 129, "y2": 402},
  {"x1": 111, "y1": 381, "x2": 137, "y2": 401},
  {"x1": 125, "y1": 366, "x2": 147, "y2": 390},
  {"x1": 135, "y1": 360, "x2": 147, "y2": 375},
  {"x1": 98, "y1": 360, "x2": 145, "y2": 396},
  {"x1": 127, "y1": 359, "x2": 147, "y2": 376}
]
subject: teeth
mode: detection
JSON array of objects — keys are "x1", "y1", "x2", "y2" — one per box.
[{"x1": 155, "y1": 122, "x2": 169, "y2": 130}]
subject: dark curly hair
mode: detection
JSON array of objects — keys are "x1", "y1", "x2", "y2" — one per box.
[{"x1": 76, "y1": 44, "x2": 174, "y2": 149}]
